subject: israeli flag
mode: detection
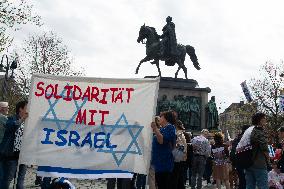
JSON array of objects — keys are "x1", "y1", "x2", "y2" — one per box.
[
  {"x1": 240, "y1": 81, "x2": 253, "y2": 102},
  {"x1": 279, "y1": 95, "x2": 284, "y2": 112},
  {"x1": 268, "y1": 145, "x2": 275, "y2": 158}
]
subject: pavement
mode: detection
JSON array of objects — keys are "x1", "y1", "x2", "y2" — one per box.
[{"x1": 15, "y1": 167, "x2": 223, "y2": 189}]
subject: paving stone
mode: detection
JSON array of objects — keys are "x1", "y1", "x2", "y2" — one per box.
[{"x1": 14, "y1": 167, "x2": 225, "y2": 189}]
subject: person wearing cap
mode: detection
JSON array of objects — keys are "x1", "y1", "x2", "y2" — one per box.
[
  {"x1": 0, "y1": 101, "x2": 8, "y2": 188},
  {"x1": 190, "y1": 129, "x2": 211, "y2": 189}
]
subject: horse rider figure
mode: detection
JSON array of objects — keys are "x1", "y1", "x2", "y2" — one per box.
[{"x1": 159, "y1": 16, "x2": 178, "y2": 65}]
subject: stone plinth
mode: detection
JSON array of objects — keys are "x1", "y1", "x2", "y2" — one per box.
[{"x1": 146, "y1": 76, "x2": 211, "y2": 131}]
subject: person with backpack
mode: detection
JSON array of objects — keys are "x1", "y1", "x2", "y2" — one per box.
[
  {"x1": 237, "y1": 113, "x2": 269, "y2": 189},
  {"x1": 230, "y1": 125, "x2": 250, "y2": 189}
]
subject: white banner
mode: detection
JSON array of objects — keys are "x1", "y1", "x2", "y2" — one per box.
[{"x1": 20, "y1": 74, "x2": 159, "y2": 177}]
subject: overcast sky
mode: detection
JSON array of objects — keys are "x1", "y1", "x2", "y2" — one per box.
[{"x1": 11, "y1": 0, "x2": 284, "y2": 112}]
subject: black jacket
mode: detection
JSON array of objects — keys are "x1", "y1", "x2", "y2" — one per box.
[{"x1": 0, "y1": 115, "x2": 22, "y2": 160}]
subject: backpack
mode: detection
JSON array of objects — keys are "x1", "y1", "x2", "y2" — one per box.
[
  {"x1": 235, "y1": 126, "x2": 255, "y2": 169},
  {"x1": 230, "y1": 136, "x2": 241, "y2": 167},
  {"x1": 172, "y1": 131, "x2": 186, "y2": 162}
]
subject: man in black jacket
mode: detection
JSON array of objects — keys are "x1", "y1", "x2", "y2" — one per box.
[{"x1": 245, "y1": 113, "x2": 269, "y2": 189}]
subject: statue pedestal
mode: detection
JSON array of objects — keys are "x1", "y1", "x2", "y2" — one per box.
[{"x1": 146, "y1": 76, "x2": 211, "y2": 131}]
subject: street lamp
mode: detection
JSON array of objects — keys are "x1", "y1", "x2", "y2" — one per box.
[{"x1": 0, "y1": 54, "x2": 18, "y2": 100}]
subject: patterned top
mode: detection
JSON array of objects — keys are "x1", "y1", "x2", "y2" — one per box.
[
  {"x1": 211, "y1": 144, "x2": 229, "y2": 165},
  {"x1": 191, "y1": 135, "x2": 211, "y2": 157},
  {"x1": 13, "y1": 122, "x2": 24, "y2": 152},
  {"x1": 268, "y1": 170, "x2": 284, "y2": 189},
  {"x1": 176, "y1": 130, "x2": 187, "y2": 161}
]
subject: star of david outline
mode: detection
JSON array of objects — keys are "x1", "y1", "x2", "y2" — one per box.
[
  {"x1": 41, "y1": 85, "x2": 144, "y2": 166},
  {"x1": 97, "y1": 113, "x2": 143, "y2": 166},
  {"x1": 42, "y1": 84, "x2": 88, "y2": 130}
]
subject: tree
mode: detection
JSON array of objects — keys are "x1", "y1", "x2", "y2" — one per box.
[
  {"x1": 15, "y1": 31, "x2": 84, "y2": 96},
  {"x1": 249, "y1": 61, "x2": 284, "y2": 132},
  {"x1": 0, "y1": 0, "x2": 41, "y2": 52}
]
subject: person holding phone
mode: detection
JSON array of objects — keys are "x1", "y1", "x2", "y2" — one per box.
[{"x1": 151, "y1": 110, "x2": 176, "y2": 189}]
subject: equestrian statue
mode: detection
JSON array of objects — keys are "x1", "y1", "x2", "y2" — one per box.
[{"x1": 136, "y1": 16, "x2": 200, "y2": 79}]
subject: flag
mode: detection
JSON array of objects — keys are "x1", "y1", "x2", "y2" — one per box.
[
  {"x1": 240, "y1": 81, "x2": 253, "y2": 102},
  {"x1": 268, "y1": 145, "x2": 275, "y2": 158},
  {"x1": 279, "y1": 95, "x2": 284, "y2": 112}
]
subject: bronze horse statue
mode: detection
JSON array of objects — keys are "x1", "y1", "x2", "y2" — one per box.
[{"x1": 136, "y1": 24, "x2": 200, "y2": 79}]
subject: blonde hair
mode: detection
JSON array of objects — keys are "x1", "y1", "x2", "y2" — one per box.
[{"x1": 201, "y1": 129, "x2": 209, "y2": 134}]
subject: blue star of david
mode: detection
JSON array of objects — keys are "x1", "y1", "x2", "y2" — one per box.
[
  {"x1": 98, "y1": 113, "x2": 143, "y2": 166},
  {"x1": 41, "y1": 85, "x2": 144, "y2": 166},
  {"x1": 42, "y1": 84, "x2": 88, "y2": 130}
]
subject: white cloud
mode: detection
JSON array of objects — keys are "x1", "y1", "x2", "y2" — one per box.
[{"x1": 11, "y1": 0, "x2": 284, "y2": 112}]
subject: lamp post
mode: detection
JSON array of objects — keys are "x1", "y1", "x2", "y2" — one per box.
[{"x1": 0, "y1": 54, "x2": 18, "y2": 101}]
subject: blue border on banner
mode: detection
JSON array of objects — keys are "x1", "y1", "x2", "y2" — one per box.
[{"x1": 38, "y1": 166, "x2": 132, "y2": 174}]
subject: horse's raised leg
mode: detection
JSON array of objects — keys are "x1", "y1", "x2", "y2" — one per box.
[{"x1": 135, "y1": 56, "x2": 152, "y2": 74}]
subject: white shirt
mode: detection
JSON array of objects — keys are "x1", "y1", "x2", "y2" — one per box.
[{"x1": 191, "y1": 135, "x2": 211, "y2": 157}]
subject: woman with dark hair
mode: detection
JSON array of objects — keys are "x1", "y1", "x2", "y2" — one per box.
[
  {"x1": 212, "y1": 132, "x2": 230, "y2": 189},
  {"x1": 151, "y1": 110, "x2": 176, "y2": 189}
]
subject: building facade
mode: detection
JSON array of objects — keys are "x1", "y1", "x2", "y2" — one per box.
[{"x1": 219, "y1": 101, "x2": 257, "y2": 139}]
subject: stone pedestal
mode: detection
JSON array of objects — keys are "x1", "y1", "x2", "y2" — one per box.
[{"x1": 146, "y1": 77, "x2": 211, "y2": 131}]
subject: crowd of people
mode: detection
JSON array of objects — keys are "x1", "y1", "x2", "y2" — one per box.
[
  {"x1": 1, "y1": 100, "x2": 284, "y2": 189},
  {"x1": 148, "y1": 111, "x2": 284, "y2": 189}
]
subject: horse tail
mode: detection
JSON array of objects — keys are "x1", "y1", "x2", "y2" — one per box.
[{"x1": 186, "y1": 45, "x2": 201, "y2": 70}]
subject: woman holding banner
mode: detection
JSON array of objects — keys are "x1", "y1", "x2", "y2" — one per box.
[{"x1": 151, "y1": 110, "x2": 176, "y2": 189}]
